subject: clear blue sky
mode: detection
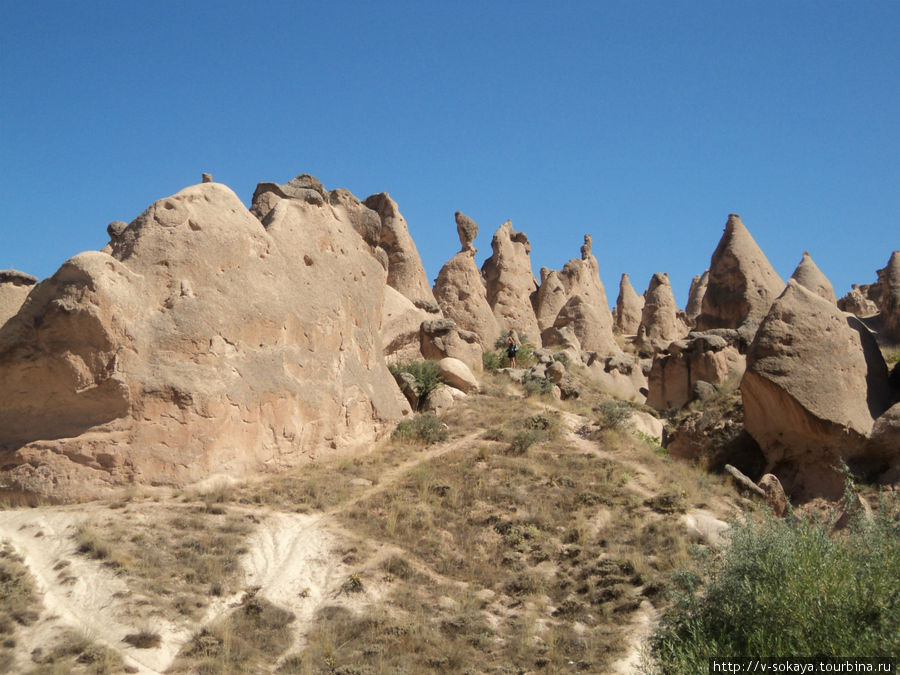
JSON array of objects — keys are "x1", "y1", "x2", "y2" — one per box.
[{"x1": 2, "y1": 1, "x2": 897, "y2": 306}]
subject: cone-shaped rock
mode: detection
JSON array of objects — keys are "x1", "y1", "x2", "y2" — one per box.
[
  {"x1": 432, "y1": 212, "x2": 500, "y2": 349},
  {"x1": 638, "y1": 273, "x2": 685, "y2": 344},
  {"x1": 0, "y1": 269, "x2": 37, "y2": 327},
  {"x1": 363, "y1": 192, "x2": 437, "y2": 305},
  {"x1": 741, "y1": 280, "x2": 891, "y2": 500},
  {"x1": 0, "y1": 180, "x2": 408, "y2": 499},
  {"x1": 615, "y1": 273, "x2": 643, "y2": 334},
  {"x1": 684, "y1": 270, "x2": 709, "y2": 325},
  {"x1": 481, "y1": 221, "x2": 540, "y2": 341},
  {"x1": 790, "y1": 251, "x2": 836, "y2": 304},
  {"x1": 697, "y1": 214, "x2": 785, "y2": 332},
  {"x1": 535, "y1": 267, "x2": 569, "y2": 330},
  {"x1": 879, "y1": 251, "x2": 900, "y2": 342}
]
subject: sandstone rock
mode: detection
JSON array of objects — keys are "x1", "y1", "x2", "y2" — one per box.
[
  {"x1": 742, "y1": 280, "x2": 891, "y2": 500},
  {"x1": 790, "y1": 251, "x2": 836, "y2": 304},
  {"x1": 685, "y1": 270, "x2": 709, "y2": 326},
  {"x1": 879, "y1": 251, "x2": 900, "y2": 342},
  {"x1": 0, "y1": 270, "x2": 37, "y2": 328},
  {"x1": 393, "y1": 371, "x2": 419, "y2": 410},
  {"x1": 535, "y1": 268, "x2": 568, "y2": 331},
  {"x1": 614, "y1": 273, "x2": 644, "y2": 334},
  {"x1": 202, "y1": 173, "x2": 213, "y2": 183},
  {"x1": 758, "y1": 474, "x2": 788, "y2": 516},
  {"x1": 423, "y1": 384, "x2": 464, "y2": 414},
  {"x1": 363, "y1": 192, "x2": 436, "y2": 305},
  {"x1": 837, "y1": 286, "x2": 879, "y2": 317},
  {"x1": 697, "y1": 214, "x2": 785, "y2": 334},
  {"x1": 327, "y1": 188, "x2": 383, "y2": 249},
  {"x1": 252, "y1": 173, "x2": 328, "y2": 218},
  {"x1": 455, "y1": 211, "x2": 478, "y2": 252},
  {"x1": 106, "y1": 221, "x2": 128, "y2": 243},
  {"x1": 546, "y1": 360, "x2": 566, "y2": 384},
  {"x1": 680, "y1": 509, "x2": 729, "y2": 548},
  {"x1": 0, "y1": 181, "x2": 408, "y2": 500},
  {"x1": 437, "y1": 357, "x2": 479, "y2": 394},
  {"x1": 868, "y1": 403, "x2": 900, "y2": 479},
  {"x1": 481, "y1": 221, "x2": 540, "y2": 341},
  {"x1": 638, "y1": 273, "x2": 687, "y2": 348},
  {"x1": 381, "y1": 286, "x2": 429, "y2": 364},
  {"x1": 420, "y1": 318, "x2": 482, "y2": 371},
  {"x1": 432, "y1": 214, "x2": 500, "y2": 349},
  {"x1": 623, "y1": 410, "x2": 664, "y2": 444}
]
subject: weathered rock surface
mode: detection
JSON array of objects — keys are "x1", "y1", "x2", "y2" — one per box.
[
  {"x1": 837, "y1": 286, "x2": 880, "y2": 317},
  {"x1": 790, "y1": 251, "x2": 836, "y2": 304},
  {"x1": 614, "y1": 273, "x2": 643, "y2": 334},
  {"x1": 535, "y1": 268, "x2": 568, "y2": 331},
  {"x1": 481, "y1": 221, "x2": 540, "y2": 341},
  {"x1": 432, "y1": 213, "x2": 500, "y2": 349},
  {"x1": 437, "y1": 357, "x2": 479, "y2": 394},
  {"x1": 741, "y1": 280, "x2": 891, "y2": 500},
  {"x1": 381, "y1": 286, "x2": 430, "y2": 364},
  {"x1": 0, "y1": 269, "x2": 37, "y2": 327},
  {"x1": 0, "y1": 181, "x2": 409, "y2": 499},
  {"x1": 697, "y1": 214, "x2": 784, "y2": 334},
  {"x1": 758, "y1": 474, "x2": 788, "y2": 516},
  {"x1": 638, "y1": 273, "x2": 686, "y2": 349},
  {"x1": 420, "y1": 318, "x2": 482, "y2": 371},
  {"x1": 879, "y1": 251, "x2": 900, "y2": 342},
  {"x1": 684, "y1": 270, "x2": 709, "y2": 326}
]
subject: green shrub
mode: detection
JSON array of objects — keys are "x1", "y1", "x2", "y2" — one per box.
[
  {"x1": 392, "y1": 412, "x2": 448, "y2": 445},
  {"x1": 389, "y1": 360, "x2": 443, "y2": 402},
  {"x1": 522, "y1": 372, "x2": 552, "y2": 397},
  {"x1": 646, "y1": 499, "x2": 900, "y2": 672},
  {"x1": 482, "y1": 351, "x2": 505, "y2": 372},
  {"x1": 595, "y1": 400, "x2": 632, "y2": 429}
]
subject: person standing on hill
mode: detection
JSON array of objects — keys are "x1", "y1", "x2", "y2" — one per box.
[{"x1": 506, "y1": 330, "x2": 520, "y2": 368}]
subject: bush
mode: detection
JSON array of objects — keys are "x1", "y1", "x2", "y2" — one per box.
[
  {"x1": 389, "y1": 360, "x2": 443, "y2": 401},
  {"x1": 392, "y1": 412, "x2": 448, "y2": 445},
  {"x1": 482, "y1": 351, "x2": 505, "y2": 372},
  {"x1": 595, "y1": 400, "x2": 632, "y2": 429},
  {"x1": 646, "y1": 499, "x2": 900, "y2": 672}
]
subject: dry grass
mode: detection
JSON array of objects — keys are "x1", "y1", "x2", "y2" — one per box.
[
  {"x1": 28, "y1": 629, "x2": 124, "y2": 674},
  {"x1": 0, "y1": 542, "x2": 41, "y2": 672}
]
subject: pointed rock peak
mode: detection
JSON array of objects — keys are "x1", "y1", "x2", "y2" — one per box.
[
  {"x1": 648, "y1": 272, "x2": 671, "y2": 290},
  {"x1": 581, "y1": 234, "x2": 593, "y2": 260},
  {"x1": 455, "y1": 211, "x2": 478, "y2": 253},
  {"x1": 540, "y1": 267, "x2": 551, "y2": 283},
  {"x1": 790, "y1": 250, "x2": 836, "y2": 304},
  {"x1": 363, "y1": 192, "x2": 400, "y2": 218},
  {"x1": 725, "y1": 213, "x2": 745, "y2": 234},
  {"x1": 619, "y1": 273, "x2": 637, "y2": 294}
]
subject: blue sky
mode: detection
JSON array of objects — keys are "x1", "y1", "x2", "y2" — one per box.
[{"x1": 2, "y1": 1, "x2": 897, "y2": 306}]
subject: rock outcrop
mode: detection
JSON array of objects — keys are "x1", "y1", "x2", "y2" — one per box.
[
  {"x1": 420, "y1": 318, "x2": 482, "y2": 371},
  {"x1": 481, "y1": 221, "x2": 540, "y2": 341},
  {"x1": 0, "y1": 180, "x2": 409, "y2": 499},
  {"x1": 0, "y1": 269, "x2": 37, "y2": 327},
  {"x1": 381, "y1": 286, "x2": 431, "y2": 364},
  {"x1": 790, "y1": 251, "x2": 836, "y2": 304},
  {"x1": 697, "y1": 214, "x2": 784, "y2": 336},
  {"x1": 638, "y1": 273, "x2": 686, "y2": 350},
  {"x1": 535, "y1": 268, "x2": 568, "y2": 331},
  {"x1": 879, "y1": 251, "x2": 900, "y2": 343},
  {"x1": 432, "y1": 212, "x2": 500, "y2": 349},
  {"x1": 741, "y1": 280, "x2": 891, "y2": 500},
  {"x1": 684, "y1": 270, "x2": 709, "y2": 326},
  {"x1": 614, "y1": 273, "x2": 643, "y2": 334},
  {"x1": 838, "y1": 286, "x2": 880, "y2": 317}
]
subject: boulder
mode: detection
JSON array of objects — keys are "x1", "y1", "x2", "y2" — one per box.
[
  {"x1": 614, "y1": 273, "x2": 644, "y2": 334},
  {"x1": 423, "y1": 384, "x2": 465, "y2": 414},
  {"x1": 481, "y1": 220, "x2": 540, "y2": 341},
  {"x1": 437, "y1": 357, "x2": 479, "y2": 394},
  {"x1": 684, "y1": 270, "x2": 709, "y2": 326},
  {"x1": 432, "y1": 213, "x2": 500, "y2": 349},
  {"x1": 741, "y1": 280, "x2": 891, "y2": 500},
  {"x1": 758, "y1": 474, "x2": 788, "y2": 516},
  {"x1": 535, "y1": 268, "x2": 569, "y2": 331},
  {"x1": 638, "y1": 273, "x2": 687, "y2": 349},
  {"x1": 879, "y1": 251, "x2": 900, "y2": 342},
  {"x1": 868, "y1": 403, "x2": 900, "y2": 483},
  {"x1": 697, "y1": 214, "x2": 785, "y2": 334},
  {"x1": 790, "y1": 251, "x2": 836, "y2": 304},
  {"x1": 0, "y1": 180, "x2": 409, "y2": 500},
  {"x1": 420, "y1": 318, "x2": 482, "y2": 371},
  {"x1": 0, "y1": 269, "x2": 37, "y2": 327}
]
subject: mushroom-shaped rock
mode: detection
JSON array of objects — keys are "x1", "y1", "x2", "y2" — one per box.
[
  {"x1": 615, "y1": 273, "x2": 644, "y2": 334},
  {"x1": 481, "y1": 221, "x2": 540, "y2": 341},
  {"x1": 790, "y1": 251, "x2": 836, "y2": 304},
  {"x1": 697, "y1": 214, "x2": 785, "y2": 333},
  {"x1": 455, "y1": 211, "x2": 478, "y2": 253},
  {"x1": 0, "y1": 269, "x2": 38, "y2": 327},
  {"x1": 741, "y1": 280, "x2": 891, "y2": 500}
]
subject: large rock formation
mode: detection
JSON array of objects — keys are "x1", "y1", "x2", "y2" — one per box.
[
  {"x1": 534, "y1": 268, "x2": 568, "y2": 331},
  {"x1": 638, "y1": 273, "x2": 686, "y2": 349},
  {"x1": 837, "y1": 286, "x2": 880, "y2": 317},
  {"x1": 614, "y1": 273, "x2": 643, "y2": 334},
  {"x1": 790, "y1": 251, "x2": 836, "y2": 304},
  {"x1": 684, "y1": 270, "x2": 709, "y2": 326},
  {"x1": 697, "y1": 214, "x2": 785, "y2": 336},
  {"x1": 381, "y1": 286, "x2": 432, "y2": 364},
  {"x1": 0, "y1": 269, "x2": 37, "y2": 327},
  {"x1": 0, "y1": 180, "x2": 409, "y2": 499},
  {"x1": 481, "y1": 221, "x2": 540, "y2": 342},
  {"x1": 879, "y1": 251, "x2": 900, "y2": 343},
  {"x1": 432, "y1": 212, "x2": 500, "y2": 349},
  {"x1": 741, "y1": 280, "x2": 891, "y2": 500}
]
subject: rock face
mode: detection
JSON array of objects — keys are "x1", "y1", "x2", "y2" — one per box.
[
  {"x1": 0, "y1": 180, "x2": 409, "y2": 499},
  {"x1": 879, "y1": 251, "x2": 900, "y2": 342},
  {"x1": 741, "y1": 280, "x2": 891, "y2": 500},
  {"x1": 790, "y1": 251, "x2": 836, "y2": 304},
  {"x1": 685, "y1": 270, "x2": 709, "y2": 326},
  {"x1": 535, "y1": 268, "x2": 568, "y2": 331},
  {"x1": 614, "y1": 273, "x2": 643, "y2": 334},
  {"x1": 697, "y1": 214, "x2": 784, "y2": 334},
  {"x1": 432, "y1": 213, "x2": 500, "y2": 349},
  {"x1": 481, "y1": 221, "x2": 540, "y2": 342},
  {"x1": 0, "y1": 269, "x2": 37, "y2": 327},
  {"x1": 838, "y1": 286, "x2": 879, "y2": 317},
  {"x1": 419, "y1": 318, "x2": 482, "y2": 372},
  {"x1": 381, "y1": 286, "x2": 430, "y2": 364},
  {"x1": 638, "y1": 273, "x2": 685, "y2": 348}
]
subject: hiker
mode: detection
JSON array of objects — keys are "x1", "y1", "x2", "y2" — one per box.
[{"x1": 506, "y1": 331, "x2": 520, "y2": 368}]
